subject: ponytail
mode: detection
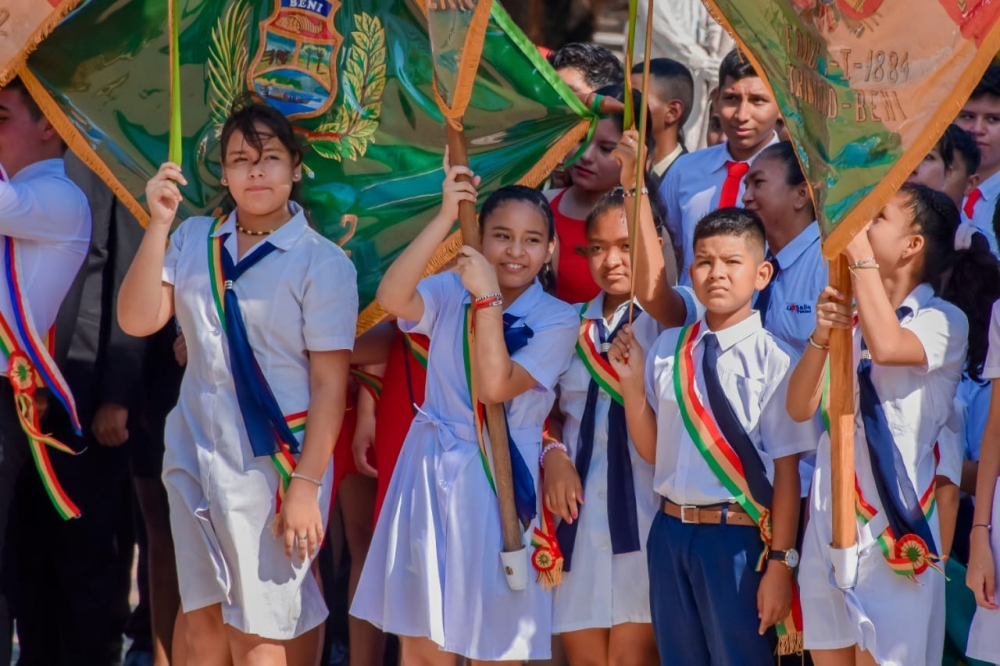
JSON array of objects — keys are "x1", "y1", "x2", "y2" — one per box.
[{"x1": 901, "y1": 183, "x2": 1000, "y2": 381}]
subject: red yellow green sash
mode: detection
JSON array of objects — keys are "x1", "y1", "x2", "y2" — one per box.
[
  {"x1": 402, "y1": 332, "x2": 429, "y2": 369},
  {"x1": 818, "y1": 329, "x2": 942, "y2": 581},
  {"x1": 350, "y1": 368, "x2": 383, "y2": 402},
  {"x1": 575, "y1": 303, "x2": 623, "y2": 405},
  {"x1": 0, "y1": 237, "x2": 81, "y2": 520},
  {"x1": 207, "y1": 215, "x2": 308, "y2": 513},
  {"x1": 673, "y1": 322, "x2": 802, "y2": 654},
  {"x1": 463, "y1": 305, "x2": 497, "y2": 493}
]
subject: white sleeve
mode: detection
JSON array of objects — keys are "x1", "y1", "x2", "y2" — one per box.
[
  {"x1": 760, "y1": 351, "x2": 818, "y2": 460},
  {"x1": 511, "y1": 304, "x2": 579, "y2": 392},
  {"x1": 908, "y1": 305, "x2": 968, "y2": 375},
  {"x1": 399, "y1": 272, "x2": 462, "y2": 338},
  {"x1": 302, "y1": 251, "x2": 358, "y2": 352},
  {"x1": 983, "y1": 300, "x2": 1000, "y2": 380},
  {"x1": 162, "y1": 219, "x2": 190, "y2": 286},
  {"x1": 0, "y1": 174, "x2": 90, "y2": 243}
]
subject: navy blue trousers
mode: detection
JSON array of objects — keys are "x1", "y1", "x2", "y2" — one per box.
[{"x1": 647, "y1": 510, "x2": 777, "y2": 666}]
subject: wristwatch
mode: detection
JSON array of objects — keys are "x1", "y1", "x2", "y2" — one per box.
[{"x1": 768, "y1": 548, "x2": 800, "y2": 570}]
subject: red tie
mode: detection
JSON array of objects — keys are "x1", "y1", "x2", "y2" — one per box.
[
  {"x1": 719, "y1": 160, "x2": 751, "y2": 209},
  {"x1": 964, "y1": 188, "x2": 983, "y2": 219}
]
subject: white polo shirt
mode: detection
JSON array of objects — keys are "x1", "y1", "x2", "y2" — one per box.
[
  {"x1": 962, "y1": 170, "x2": 1000, "y2": 255},
  {"x1": 644, "y1": 311, "x2": 816, "y2": 505},
  {"x1": 660, "y1": 134, "x2": 779, "y2": 285},
  {"x1": 0, "y1": 158, "x2": 91, "y2": 376},
  {"x1": 754, "y1": 222, "x2": 827, "y2": 356}
]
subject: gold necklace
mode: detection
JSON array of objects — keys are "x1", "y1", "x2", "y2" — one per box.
[{"x1": 235, "y1": 222, "x2": 275, "y2": 236}]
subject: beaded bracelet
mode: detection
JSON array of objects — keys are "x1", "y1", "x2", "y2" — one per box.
[
  {"x1": 474, "y1": 295, "x2": 504, "y2": 310},
  {"x1": 539, "y1": 441, "x2": 568, "y2": 468},
  {"x1": 623, "y1": 186, "x2": 649, "y2": 198}
]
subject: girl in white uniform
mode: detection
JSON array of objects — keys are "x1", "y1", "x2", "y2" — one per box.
[
  {"x1": 788, "y1": 184, "x2": 969, "y2": 666},
  {"x1": 119, "y1": 99, "x2": 357, "y2": 664},
  {"x1": 967, "y1": 298, "x2": 1000, "y2": 664},
  {"x1": 351, "y1": 159, "x2": 579, "y2": 664}
]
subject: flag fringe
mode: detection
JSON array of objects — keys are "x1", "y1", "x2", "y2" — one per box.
[
  {"x1": 777, "y1": 631, "x2": 804, "y2": 657},
  {"x1": 17, "y1": 66, "x2": 151, "y2": 227},
  {"x1": 699, "y1": 0, "x2": 1000, "y2": 258},
  {"x1": 0, "y1": 1, "x2": 87, "y2": 88}
]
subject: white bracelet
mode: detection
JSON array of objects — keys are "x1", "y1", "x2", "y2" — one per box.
[
  {"x1": 290, "y1": 471, "x2": 323, "y2": 487},
  {"x1": 540, "y1": 442, "x2": 568, "y2": 468}
]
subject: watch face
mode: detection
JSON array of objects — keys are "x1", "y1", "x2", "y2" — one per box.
[{"x1": 786, "y1": 548, "x2": 800, "y2": 568}]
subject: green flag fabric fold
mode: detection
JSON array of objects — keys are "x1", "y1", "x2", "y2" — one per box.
[{"x1": 25, "y1": 0, "x2": 592, "y2": 331}]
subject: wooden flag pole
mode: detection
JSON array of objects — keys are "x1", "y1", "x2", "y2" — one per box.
[
  {"x1": 627, "y1": 0, "x2": 654, "y2": 324},
  {"x1": 446, "y1": 125, "x2": 524, "y2": 555},
  {"x1": 167, "y1": 0, "x2": 182, "y2": 167},
  {"x1": 828, "y1": 255, "x2": 856, "y2": 551}
]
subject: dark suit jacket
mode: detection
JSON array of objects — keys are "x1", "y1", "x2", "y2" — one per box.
[{"x1": 46, "y1": 154, "x2": 147, "y2": 437}]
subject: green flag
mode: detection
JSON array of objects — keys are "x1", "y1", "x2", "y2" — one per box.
[
  {"x1": 704, "y1": 1, "x2": 1000, "y2": 257},
  {"x1": 25, "y1": 0, "x2": 592, "y2": 331}
]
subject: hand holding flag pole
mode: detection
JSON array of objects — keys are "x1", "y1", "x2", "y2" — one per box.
[
  {"x1": 624, "y1": 0, "x2": 655, "y2": 325},
  {"x1": 426, "y1": 0, "x2": 526, "y2": 587}
]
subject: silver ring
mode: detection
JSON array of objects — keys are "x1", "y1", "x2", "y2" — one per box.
[{"x1": 627, "y1": 138, "x2": 634, "y2": 146}]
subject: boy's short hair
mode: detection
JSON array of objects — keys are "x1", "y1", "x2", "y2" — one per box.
[
  {"x1": 718, "y1": 49, "x2": 759, "y2": 87},
  {"x1": 548, "y1": 43, "x2": 624, "y2": 90},
  {"x1": 2, "y1": 77, "x2": 43, "y2": 121},
  {"x1": 947, "y1": 124, "x2": 981, "y2": 176},
  {"x1": 969, "y1": 64, "x2": 1000, "y2": 102},
  {"x1": 693, "y1": 207, "x2": 766, "y2": 256},
  {"x1": 631, "y1": 58, "x2": 695, "y2": 127}
]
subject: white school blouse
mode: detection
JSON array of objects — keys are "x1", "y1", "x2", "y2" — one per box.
[
  {"x1": 161, "y1": 205, "x2": 357, "y2": 639},
  {"x1": 643, "y1": 311, "x2": 816, "y2": 505},
  {"x1": 0, "y1": 159, "x2": 90, "y2": 376},
  {"x1": 962, "y1": 170, "x2": 1000, "y2": 255}
]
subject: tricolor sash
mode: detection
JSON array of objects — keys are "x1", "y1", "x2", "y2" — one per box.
[
  {"x1": 350, "y1": 367, "x2": 383, "y2": 402},
  {"x1": 402, "y1": 332, "x2": 429, "y2": 369},
  {"x1": 672, "y1": 321, "x2": 802, "y2": 654},
  {"x1": 462, "y1": 305, "x2": 537, "y2": 528},
  {"x1": 207, "y1": 216, "x2": 308, "y2": 512},
  {"x1": 555, "y1": 301, "x2": 642, "y2": 570},
  {"x1": 818, "y1": 311, "x2": 943, "y2": 581},
  {"x1": 0, "y1": 233, "x2": 82, "y2": 520}
]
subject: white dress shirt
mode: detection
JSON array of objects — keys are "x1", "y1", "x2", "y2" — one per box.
[
  {"x1": 962, "y1": 170, "x2": 1000, "y2": 255},
  {"x1": 660, "y1": 136, "x2": 779, "y2": 285},
  {"x1": 0, "y1": 158, "x2": 91, "y2": 376},
  {"x1": 644, "y1": 311, "x2": 816, "y2": 505}
]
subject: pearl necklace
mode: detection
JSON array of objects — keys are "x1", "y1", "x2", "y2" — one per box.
[{"x1": 236, "y1": 222, "x2": 275, "y2": 236}]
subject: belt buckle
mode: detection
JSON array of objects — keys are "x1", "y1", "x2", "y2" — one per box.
[{"x1": 680, "y1": 505, "x2": 698, "y2": 524}]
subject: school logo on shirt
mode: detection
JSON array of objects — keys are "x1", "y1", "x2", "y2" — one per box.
[
  {"x1": 787, "y1": 303, "x2": 813, "y2": 314},
  {"x1": 210, "y1": 0, "x2": 386, "y2": 160}
]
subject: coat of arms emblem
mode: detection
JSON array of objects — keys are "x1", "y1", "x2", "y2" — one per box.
[{"x1": 248, "y1": 0, "x2": 343, "y2": 120}]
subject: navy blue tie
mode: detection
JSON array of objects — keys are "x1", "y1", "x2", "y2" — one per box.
[
  {"x1": 556, "y1": 309, "x2": 642, "y2": 570},
  {"x1": 756, "y1": 253, "x2": 781, "y2": 326},
  {"x1": 500, "y1": 313, "x2": 537, "y2": 529},
  {"x1": 701, "y1": 332, "x2": 774, "y2": 508},
  {"x1": 220, "y1": 237, "x2": 301, "y2": 458},
  {"x1": 857, "y1": 306, "x2": 937, "y2": 554}
]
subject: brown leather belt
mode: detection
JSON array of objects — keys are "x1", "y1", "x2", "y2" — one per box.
[{"x1": 662, "y1": 499, "x2": 756, "y2": 527}]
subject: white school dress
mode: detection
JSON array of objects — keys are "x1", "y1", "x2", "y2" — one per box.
[
  {"x1": 161, "y1": 207, "x2": 358, "y2": 639},
  {"x1": 351, "y1": 273, "x2": 578, "y2": 661},
  {"x1": 967, "y1": 299, "x2": 1000, "y2": 664},
  {"x1": 552, "y1": 295, "x2": 663, "y2": 633},
  {"x1": 800, "y1": 284, "x2": 967, "y2": 666}
]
